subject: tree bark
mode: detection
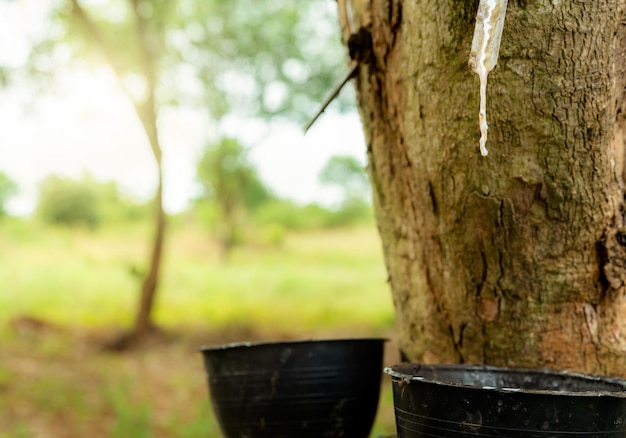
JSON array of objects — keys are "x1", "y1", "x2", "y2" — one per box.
[{"x1": 338, "y1": 0, "x2": 626, "y2": 376}]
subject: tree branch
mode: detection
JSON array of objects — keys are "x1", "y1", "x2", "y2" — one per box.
[
  {"x1": 69, "y1": 0, "x2": 125, "y2": 79},
  {"x1": 129, "y1": 0, "x2": 157, "y2": 86},
  {"x1": 303, "y1": 61, "x2": 358, "y2": 134},
  {"x1": 69, "y1": 0, "x2": 161, "y2": 162}
]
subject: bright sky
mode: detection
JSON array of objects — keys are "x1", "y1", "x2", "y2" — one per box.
[{"x1": 0, "y1": 1, "x2": 367, "y2": 215}]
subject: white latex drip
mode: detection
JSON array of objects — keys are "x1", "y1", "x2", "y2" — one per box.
[
  {"x1": 469, "y1": 0, "x2": 508, "y2": 157},
  {"x1": 477, "y1": 7, "x2": 493, "y2": 157},
  {"x1": 478, "y1": 71, "x2": 489, "y2": 156}
]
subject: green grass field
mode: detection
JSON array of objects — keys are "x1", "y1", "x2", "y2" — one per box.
[{"x1": 0, "y1": 219, "x2": 398, "y2": 437}]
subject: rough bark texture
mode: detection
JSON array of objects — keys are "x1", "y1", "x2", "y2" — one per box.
[{"x1": 338, "y1": 0, "x2": 626, "y2": 376}]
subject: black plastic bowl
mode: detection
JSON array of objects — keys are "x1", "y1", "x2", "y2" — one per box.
[
  {"x1": 200, "y1": 338, "x2": 385, "y2": 438},
  {"x1": 385, "y1": 364, "x2": 626, "y2": 437}
]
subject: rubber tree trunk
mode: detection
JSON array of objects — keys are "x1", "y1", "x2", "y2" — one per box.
[{"x1": 338, "y1": 0, "x2": 626, "y2": 376}]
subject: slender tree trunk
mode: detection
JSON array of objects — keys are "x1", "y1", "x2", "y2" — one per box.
[
  {"x1": 69, "y1": 0, "x2": 167, "y2": 349},
  {"x1": 130, "y1": 95, "x2": 166, "y2": 340},
  {"x1": 338, "y1": 0, "x2": 626, "y2": 376},
  {"x1": 107, "y1": 94, "x2": 166, "y2": 350},
  {"x1": 126, "y1": 2, "x2": 167, "y2": 344},
  {"x1": 131, "y1": 185, "x2": 165, "y2": 338}
]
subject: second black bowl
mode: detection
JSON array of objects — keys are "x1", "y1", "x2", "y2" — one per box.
[
  {"x1": 200, "y1": 338, "x2": 385, "y2": 438},
  {"x1": 385, "y1": 363, "x2": 626, "y2": 437}
]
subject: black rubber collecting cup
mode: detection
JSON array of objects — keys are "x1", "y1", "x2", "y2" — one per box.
[
  {"x1": 385, "y1": 363, "x2": 626, "y2": 437},
  {"x1": 200, "y1": 338, "x2": 386, "y2": 438}
]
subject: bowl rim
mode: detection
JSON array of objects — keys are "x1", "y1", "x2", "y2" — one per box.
[
  {"x1": 198, "y1": 337, "x2": 388, "y2": 353},
  {"x1": 384, "y1": 363, "x2": 626, "y2": 398}
]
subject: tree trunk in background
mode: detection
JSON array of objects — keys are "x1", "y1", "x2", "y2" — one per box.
[
  {"x1": 127, "y1": 0, "x2": 167, "y2": 344},
  {"x1": 69, "y1": 0, "x2": 166, "y2": 350},
  {"x1": 70, "y1": 0, "x2": 167, "y2": 349},
  {"x1": 338, "y1": 0, "x2": 626, "y2": 375},
  {"x1": 130, "y1": 96, "x2": 166, "y2": 342},
  {"x1": 107, "y1": 93, "x2": 166, "y2": 350}
]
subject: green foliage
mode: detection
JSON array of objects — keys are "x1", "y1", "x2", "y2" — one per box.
[
  {"x1": 319, "y1": 156, "x2": 368, "y2": 191},
  {"x1": 254, "y1": 199, "x2": 332, "y2": 230},
  {"x1": 318, "y1": 155, "x2": 374, "y2": 226},
  {"x1": 197, "y1": 138, "x2": 273, "y2": 210},
  {"x1": 35, "y1": 0, "x2": 347, "y2": 124},
  {"x1": 0, "y1": 222, "x2": 397, "y2": 435},
  {"x1": 325, "y1": 198, "x2": 374, "y2": 227},
  {"x1": 1, "y1": 424, "x2": 33, "y2": 438},
  {"x1": 0, "y1": 171, "x2": 17, "y2": 218},
  {"x1": 36, "y1": 174, "x2": 150, "y2": 228},
  {"x1": 0, "y1": 66, "x2": 10, "y2": 88},
  {"x1": 253, "y1": 198, "x2": 373, "y2": 231},
  {"x1": 180, "y1": 0, "x2": 350, "y2": 122},
  {"x1": 319, "y1": 155, "x2": 370, "y2": 201},
  {"x1": 36, "y1": 175, "x2": 100, "y2": 228},
  {"x1": 196, "y1": 137, "x2": 273, "y2": 252},
  {"x1": 196, "y1": 148, "x2": 373, "y2": 236},
  {"x1": 50, "y1": 0, "x2": 176, "y2": 85},
  {"x1": 108, "y1": 380, "x2": 152, "y2": 438},
  {"x1": 95, "y1": 181, "x2": 153, "y2": 223},
  {"x1": 0, "y1": 221, "x2": 393, "y2": 330}
]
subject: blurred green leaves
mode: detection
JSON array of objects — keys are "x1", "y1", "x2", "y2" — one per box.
[
  {"x1": 35, "y1": 0, "x2": 350, "y2": 123},
  {"x1": 196, "y1": 138, "x2": 273, "y2": 213},
  {"x1": 318, "y1": 155, "x2": 373, "y2": 226},
  {"x1": 37, "y1": 175, "x2": 100, "y2": 228},
  {"x1": 196, "y1": 138, "x2": 273, "y2": 255},
  {"x1": 36, "y1": 174, "x2": 150, "y2": 228},
  {"x1": 22, "y1": 1, "x2": 370, "y2": 238},
  {"x1": 0, "y1": 171, "x2": 17, "y2": 218},
  {"x1": 319, "y1": 155, "x2": 369, "y2": 201},
  {"x1": 178, "y1": 0, "x2": 350, "y2": 122}
]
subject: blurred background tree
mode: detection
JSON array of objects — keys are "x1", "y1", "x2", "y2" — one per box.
[
  {"x1": 0, "y1": 171, "x2": 17, "y2": 219},
  {"x1": 0, "y1": 2, "x2": 398, "y2": 434},
  {"x1": 36, "y1": 174, "x2": 150, "y2": 228},
  {"x1": 177, "y1": 0, "x2": 349, "y2": 123},
  {"x1": 319, "y1": 155, "x2": 369, "y2": 202},
  {"x1": 0, "y1": 66, "x2": 9, "y2": 89},
  {"x1": 22, "y1": 0, "x2": 356, "y2": 348},
  {"x1": 44, "y1": 0, "x2": 178, "y2": 347},
  {"x1": 318, "y1": 155, "x2": 373, "y2": 227},
  {"x1": 196, "y1": 137, "x2": 273, "y2": 259},
  {"x1": 37, "y1": 175, "x2": 99, "y2": 228}
]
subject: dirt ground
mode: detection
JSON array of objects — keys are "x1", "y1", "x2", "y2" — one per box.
[{"x1": 0, "y1": 317, "x2": 399, "y2": 437}]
